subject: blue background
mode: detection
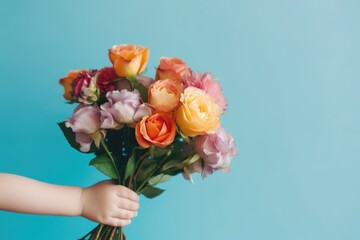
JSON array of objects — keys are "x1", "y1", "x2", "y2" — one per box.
[{"x1": 1, "y1": 0, "x2": 359, "y2": 239}]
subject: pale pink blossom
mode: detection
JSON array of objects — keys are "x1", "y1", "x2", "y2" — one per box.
[
  {"x1": 183, "y1": 72, "x2": 227, "y2": 114},
  {"x1": 100, "y1": 89, "x2": 152, "y2": 129},
  {"x1": 193, "y1": 127, "x2": 237, "y2": 177},
  {"x1": 65, "y1": 104, "x2": 105, "y2": 152}
]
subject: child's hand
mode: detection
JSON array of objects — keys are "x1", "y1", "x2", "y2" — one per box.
[{"x1": 80, "y1": 180, "x2": 139, "y2": 227}]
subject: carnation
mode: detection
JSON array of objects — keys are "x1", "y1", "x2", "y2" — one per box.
[
  {"x1": 96, "y1": 67, "x2": 117, "y2": 94},
  {"x1": 183, "y1": 72, "x2": 227, "y2": 114},
  {"x1": 72, "y1": 70, "x2": 100, "y2": 104}
]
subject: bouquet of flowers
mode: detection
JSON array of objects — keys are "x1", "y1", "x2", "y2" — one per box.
[{"x1": 58, "y1": 44, "x2": 237, "y2": 240}]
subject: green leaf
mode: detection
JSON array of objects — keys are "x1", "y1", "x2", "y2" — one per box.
[
  {"x1": 148, "y1": 174, "x2": 172, "y2": 186},
  {"x1": 150, "y1": 146, "x2": 172, "y2": 158},
  {"x1": 58, "y1": 122, "x2": 81, "y2": 152},
  {"x1": 127, "y1": 76, "x2": 148, "y2": 102},
  {"x1": 124, "y1": 154, "x2": 136, "y2": 181},
  {"x1": 89, "y1": 155, "x2": 118, "y2": 179},
  {"x1": 141, "y1": 186, "x2": 165, "y2": 199},
  {"x1": 138, "y1": 163, "x2": 157, "y2": 182},
  {"x1": 164, "y1": 168, "x2": 183, "y2": 176},
  {"x1": 182, "y1": 153, "x2": 201, "y2": 166},
  {"x1": 58, "y1": 122, "x2": 95, "y2": 154},
  {"x1": 135, "y1": 82, "x2": 148, "y2": 102},
  {"x1": 162, "y1": 160, "x2": 181, "y2": 171}
]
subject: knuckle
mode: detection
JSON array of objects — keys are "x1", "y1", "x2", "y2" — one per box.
[
  {"x1": 99, "y1": 213, "x2": 106, "y2": 222},
  {"x1": 117, "y1": 219, "x2": 127, "y2": 227},
  {"x1": 110, "y1": 219, "x2": 119, "y2": 227},
  {"x1": 98, "y1": 215, "x2": 108, "y2": 225},
  {"x1": 122, "y1": 211, "x2": 130, "y2": 219},
  {"x1": 117, "y1": 185, "x2": 126, "y2": 192}
]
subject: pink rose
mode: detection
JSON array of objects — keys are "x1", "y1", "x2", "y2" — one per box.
[
  {"x1": 148, "y1": 79, "x2": 182, "y2": 112},
  {"x1": 184, "y1": 72, "x2": 227, "y2": 114},
  {"x1": 65, "y1": 104, "x2": 105, "y2": 152},
  {"x1": 155, "y1": 57, "x2": 191, "y2": 83},
  {"x1": 193, "y1": 127, "x2": 237, "y2": 177},
  {"x1": 100, "y1": 89, "x2": 152, "y2": 129}
]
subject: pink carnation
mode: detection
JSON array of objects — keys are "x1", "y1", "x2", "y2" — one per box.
[
  {"x1": 73, "y1": 71, "x2": 92, "y2": 96},
  {"x1": 183, "y1": 72, "x2": 227, "y2": 114},
  {"x1": 72, "y1": 70, "x2": 99, "y2": 104}
]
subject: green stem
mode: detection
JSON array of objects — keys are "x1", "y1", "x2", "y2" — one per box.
[
  {"x1": 133, "y1": 152, "x2": 149, "y2": 184},
  {"x1": 99, "y1": 225, "x2": 110, "y2": 239},
  {"x1": 95, "y1": 224, "x2": 104, "y2": 240},
  {"x1": 109, "y1": 227, "x2": 117, "y2": 240},
  {"x1": 79, "y1": 225, "x2": 99, "y2": 240},
  {"x1": 136, "y1": 151, "x2": 171, "y2": 194},
  {"x1": 104, "y1": 226, "x2": 114, "y2": 239},
  {"x1": 118, "y1": 227, "x2": 123, "y2": 240},
  {"x1": 101, "y1": 140, "x2": 121, "y2": 184}
]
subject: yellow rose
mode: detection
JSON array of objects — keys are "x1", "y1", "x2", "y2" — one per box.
[
  {"x1": 176, "y1": 87, "x2": 221, "y2": 137},
  {"x1": 108, "y1": 44, "x2": 149, "y2": 77}
]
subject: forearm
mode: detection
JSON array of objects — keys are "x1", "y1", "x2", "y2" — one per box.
[{"x1": 0, "y1": 173, "x2": 82, "y2": 216}]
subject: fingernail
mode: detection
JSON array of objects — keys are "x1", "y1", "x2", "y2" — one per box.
[{"x1": 135, "y1": 211, "x2": 138, "y2": 217}]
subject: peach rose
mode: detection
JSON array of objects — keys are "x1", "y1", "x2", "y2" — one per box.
[
  {"x1": 148, "y1": 79, "x2": 182, "y2": 112},
  {"x1": 176, "y1": 87, "x2": 221, "y2": 137},
  {"x1": 155, "y1": 57, "x2": 191, "y2": 83},
  {"x1": 109, "y1": 44, "x2": 149, "y2": 77},
  {"x1": 135, "y1": 112, "x2": 176, "y2": 148},
  {"x1": 59, "y1": 70, "x2": 83, "y2": 101}
]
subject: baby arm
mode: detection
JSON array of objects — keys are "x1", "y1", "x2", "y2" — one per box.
[{"x1": 0, "y1": 173, "x2": 139, "y2": 227}]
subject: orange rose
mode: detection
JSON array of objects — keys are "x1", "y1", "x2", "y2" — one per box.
[
  {"x1": 155, "y1": 57, "x2": 191, "y2": 83},
  {"x1": 59, "y1": 70, "x2": 83, "y2": 101},
  {"x1": 148, "y1": 79, "x2": 182, "y2": 112},
  {"x1": 109, "y1": 44, "x2": 149, "y2": 77},
  {"x1": 135, "y1": 112, "x2": 176, "y2": 148}
]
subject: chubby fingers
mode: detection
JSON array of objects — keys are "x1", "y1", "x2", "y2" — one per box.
[
  {"x1": 107, "y1": 218, "x2": 132, "y2": 227},
  {"x1": 117, "y1": 197, "x2": 140, "y2": 211},
  {"x1": 115, "y1": 185, "x2": 139, "y2": 202},
  {"x1": 102, "y1": 185, "x2": 139, "y2": 227},
  {"x1": 112, "y1": 208, "x2": 138, "y2": 220}
]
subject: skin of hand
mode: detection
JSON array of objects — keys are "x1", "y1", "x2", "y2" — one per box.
[
  {"x1": 81, "y1": 180, "x2": 139, "y2": 227},
  {"x1": 0, "y1": 174, "x2": 139, "y2": 227}
]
